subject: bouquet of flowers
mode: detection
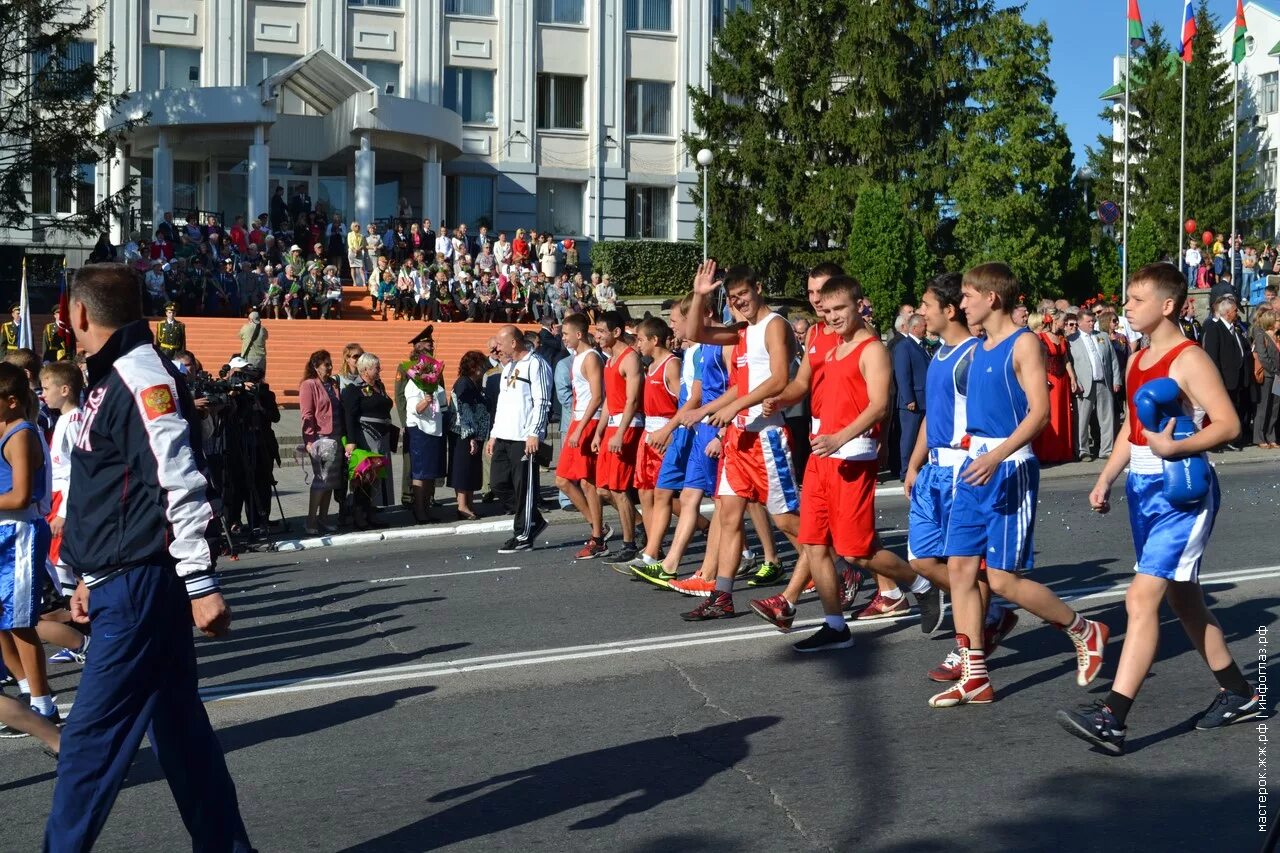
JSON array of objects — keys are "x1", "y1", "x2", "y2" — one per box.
[
  {"x1": 348, "y1": 447, "x2": 389, "y2": 488},
  {"x1": 400, "y1": 352, "x2": 445, "y2": 411}
]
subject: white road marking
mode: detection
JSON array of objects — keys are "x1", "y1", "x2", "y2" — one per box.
[
  {"x1": 199, "y1": 563, "x2": 1280, "y2": 704},
  {"x1": 366, "y1": 566, "x2": 522, "y2": 584}
]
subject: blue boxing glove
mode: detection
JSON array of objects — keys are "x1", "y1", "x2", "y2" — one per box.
[{"x1": 1132, "y1": 377, "x2": 1210, "y2": 509}]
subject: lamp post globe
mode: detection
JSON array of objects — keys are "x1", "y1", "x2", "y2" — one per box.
[{"x1": 696, "y1": 148, "x2": 714, "y2": 167}]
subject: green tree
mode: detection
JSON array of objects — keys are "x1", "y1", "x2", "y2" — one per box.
[
  {"x1": 949, "y1": 12, "x2": 1079, "y2": 304},
  {"x1": 0, "y1": 0, "x2": 144, "y2": 235},
  {"x1": 846, "y1": 185, "x2": 927, "y2": 331}
]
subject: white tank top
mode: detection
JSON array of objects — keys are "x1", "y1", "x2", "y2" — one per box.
[
  {"x1": 734, "y1": 312, "x2": 785, "y2": 431},
  {"x1": 570, "y1": 348, "x2": 602, "y2": 421}
]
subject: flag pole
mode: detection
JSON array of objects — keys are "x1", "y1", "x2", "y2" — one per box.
[
  {"x1": 1231, "y1": 61, "x2": 1239, "y2": 253},
  {"x1": 1179, "y1": 59, "x2": 1187, "y2": 264},
  {"x1": 1122, "y1": 32, "x2": 1132, "y2": 302}
]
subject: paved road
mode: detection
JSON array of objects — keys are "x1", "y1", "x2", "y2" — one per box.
[{"x1": 3, "y1": 466, "x2": 1278, "y2": 851}]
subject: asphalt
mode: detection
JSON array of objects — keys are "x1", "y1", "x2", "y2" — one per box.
[{"x1": 2, "y1": 464, "x2": 1278, "y2": 852}]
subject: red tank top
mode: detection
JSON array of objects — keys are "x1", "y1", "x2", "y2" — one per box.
[
  {"x1": 807, "y1": 324, "x2": 839, "y2": 420},
  {"x1": 1125, "y1": 340, "x2": 1199, "y2": 446},
  {"x1": 814, "y1": 337, "x2": 881, "y2": 456},
  {"x1": 604, "y1": 345, "x2": 638, "y2": 421},
  {"x1": 643, "y1": 353, "x2": 679, "y2": 423}
]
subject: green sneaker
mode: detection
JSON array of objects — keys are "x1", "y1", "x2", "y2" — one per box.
[
  {"x1": 631, "y1": 563, "x2": 676, "y2": 589},
  {"x1": 747, "y1": 561, "x2": 785, "y2": 587}
]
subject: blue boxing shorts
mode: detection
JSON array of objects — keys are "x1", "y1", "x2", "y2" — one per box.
[
  {"x1": 943, "y1": 445, "x2": 1038, "y2": 572},
  {"x1": 0, "y1": 518, "x2": 51, "y2": 630},
  {"x1": 655, "y1": 425, "x2": 693, "y2": 491},
  {"x1": 682, "y1": 424, "x2": 722, "y2": 495},
  {"x1": 1125, "y1": 468, "x2": 1219, "y2": 582},
  {"x1": 907, "y1": 455, "x2": 963, "y2": 561}
]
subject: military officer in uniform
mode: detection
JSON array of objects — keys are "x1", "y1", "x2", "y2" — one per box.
[
  {"x1": 156, "y1": 302, "x2": 186, "y2": 360},
  {"x1": 42, "y1": 304, "x2": 71, "y2": 362},
  {"x1": 2, "y1": 304, "x2": 21, "y2": 353}
]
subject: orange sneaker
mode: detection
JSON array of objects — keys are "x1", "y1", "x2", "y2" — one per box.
[{"x1": 669, "y1": 576, "x2": 716, "y2": 597}]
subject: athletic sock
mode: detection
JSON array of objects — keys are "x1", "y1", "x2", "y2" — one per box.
[
  {"x1": 17, "y1": 678, "x2": 29, "y2": 695},
  {"x1": 824, "y1": 614, "x2": 846, "y2": 631},
  {"x1": 909, "y1": 576, "x2": 932, "y2": 595},
  {"x1": 1104, "y1": 691, "x2": 1133, "y2": 725},
  {"x1": 29, "y1": 694, "x2": 54, "y2": 715},
  {"x1": 1064, "y1": 613, "x2": 1088, "y2": 637},
  {"x1": 714, "y1": 576, "x2": 734, "y2": 594},
  {"x1": 1212, "y1": 661, "x2": 1253, "y2": 697},
  {"x1": 881, "y1": 587, "x2": 904, "y2": 601}
]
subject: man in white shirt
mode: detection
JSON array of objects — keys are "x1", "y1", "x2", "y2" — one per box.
[
  {"x1": 1067, "y1": 310, "x2": 1119, "y2": 461},
  {"x1": 487, "y1": 325, "x2": 553, "y2": 553},
  {"x1": 435, "y1": 230, "x2": 454, "y2": 262}
]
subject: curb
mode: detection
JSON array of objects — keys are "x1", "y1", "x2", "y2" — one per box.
[{"x1": 263, "y1": 450, "x2": 1276, "y2": 553}]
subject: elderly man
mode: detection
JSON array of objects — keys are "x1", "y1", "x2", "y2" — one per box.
[
  {"x1": 1068, "y1": 309, "x2": 1120, "y2": 461},
  {"x1": 487, "y1": 325, "x2": 553, "y2": 552},
  {"x1": 891, "y1": 313, "x2": 930, "y2": 480},
  {"x1": 237, "y1": 310, "x2": 268, "y2": 375},
  {"x1": 1201, "y1": 288, "x2": 1250, "y2": 450}
]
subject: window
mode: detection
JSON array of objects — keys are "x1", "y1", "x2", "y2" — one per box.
[
  {"x1": 626, "y1": 186, "x2": 670, "y2": 239},
  {"x1": 537, "y1": 180, "x2": 584, "y2": 235},
  {"x1": 1264, "y1": 72, "x2": 1279, "y2": 116},
  {"x1": 711, "y1": 0, "x2": 750, "y2": 33},
  {"x1": 537, "y1": 75, "x2": 585, "y2": 130},
  {"x1": 141, "y1": 45, "x2": 201, "y2": 90},
  {"x1": 246, "y1": 51, "x2": 297, "y2": 85},
  {"x1": 446, "y1": 0, "x2": 495, "y2": 15},
  {"x1": 625, "y1": 0, "x2": 670, "y2": 31},
  {"x1": 349, "y1": 0, "x2": 402, "y2": 6},
  {"x1": 31, "y1": 162, "x2": 96, "y2": 216},
  {"x1": 446, "y1": 175, "x2": 495, "y2": 230},
  {"x1": 33, "y1": 40, "x2": 94, "y2": 99},
  {"x1": 1265, "y1": 149, "x2": 1278, "y2": 194},
  {"x1": 626, "y1": 80, "x2": 672, "y2": 136},
  {"x1": 353, "y1": 60, "x2": 401, "y2": 95},
  {"x1": 443, "y1": 67, "x2": 496, "y2": 124},
  {"x1": 537, "y1": 0, "x2": 584, "y2": 25}
]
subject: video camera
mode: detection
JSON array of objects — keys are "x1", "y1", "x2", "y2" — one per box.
[{"x1": 188, "y1": 363, "x2": 264, "y2": 408}]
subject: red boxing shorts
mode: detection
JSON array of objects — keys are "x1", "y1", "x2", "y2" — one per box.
[
  {"x1": 556, "y1": 418, "x2": 599, "y2": 482},
  {"x1": 798, "y1": 456, "x2": 878, "y2": 558},
  {"x1": 595, "y1": 426, "x2": 641, "y2": 491},
  {"x1": 635, "y1": 435, "x2": 666, "y2": 491},
  {"x1": 716, "y1": 425, "x2": 800, "y2": 516}
]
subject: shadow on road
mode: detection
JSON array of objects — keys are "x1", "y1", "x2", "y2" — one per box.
[{"x1": 337, "y1": 715, "x2": 781, "y2": 852}]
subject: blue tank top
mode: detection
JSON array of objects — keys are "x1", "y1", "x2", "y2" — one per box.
[
  {"x1": 678, "y1": 343, "x2": 702, "y2": 408},
  {"x1": 966, "y1": 328, "x2": 1030, "y2": 439},
  {"x1": 925, "y1": 337, "x2": 978, "y2": 450},
  {"x1": 700, "y1": 343, "x2": 729, "y2": 404},
  {"x1": 0, "y1": 421, "x2": 47, "y2": 507}
]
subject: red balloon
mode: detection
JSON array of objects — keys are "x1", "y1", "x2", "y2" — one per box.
[
  {"x1": 1185, "y1": 218, "x2": 1197, "y2": 234},
  {"x1": 1202, "y1": 230, "x2": 1213, "y2": 246}
]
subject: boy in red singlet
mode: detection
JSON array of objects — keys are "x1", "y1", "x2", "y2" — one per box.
[
  {"x1": 632, "y1": 317, "x2": 681, "y2": 567},
  {"x1": 1057, "y1": 262, "x2": 1259, "y2": 755},
  {"x1": 591, "y1": 311, "x2": 644, "y2": 563},
  {"x1": 556, "y1": 313, "x2": 609, "y2": 559}
]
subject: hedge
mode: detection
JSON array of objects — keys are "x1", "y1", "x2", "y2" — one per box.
[{"x1": 589, "y1": 241, "x2": 704, "y2": 297}]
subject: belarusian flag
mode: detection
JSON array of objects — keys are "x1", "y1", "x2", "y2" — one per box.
[
  {"x1": 1233, "y1": 0, "x2": 1248, "y2": 64},
  {"x1": 1128, "y1": 0, "x2": 1145, "y2": 48}
]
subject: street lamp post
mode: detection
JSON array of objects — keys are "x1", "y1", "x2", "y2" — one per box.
[{"x1": 696, "y1": 148, "x2": 714, "y2": 261}]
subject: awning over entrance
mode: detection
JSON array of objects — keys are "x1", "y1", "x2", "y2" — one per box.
[{"x1": 260, "y1": 49, "x2": 374, "y2": 114}]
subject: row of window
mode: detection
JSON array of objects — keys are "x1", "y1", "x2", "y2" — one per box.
[
  {"x1": 537, "y1": 76, "x2": 672, "y2": 134},
  {"x1": 347, "y1": 0, "x2": 688, "y2": 33}
]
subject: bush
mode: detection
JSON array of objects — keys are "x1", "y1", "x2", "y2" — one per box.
[{"x1": 590, "y1": 241, "x2": 704, "y2": 296}]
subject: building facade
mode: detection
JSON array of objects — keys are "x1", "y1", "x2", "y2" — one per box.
[
  {"x1": 7, "y1": 0, "x2": 729, "y2": 262},
  {"x1": 1102, "y1": 1, "x2": 1280, "y2": 240}
]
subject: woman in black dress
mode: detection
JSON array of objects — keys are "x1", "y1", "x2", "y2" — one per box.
[
  {"x1": 448, "y1": 350, "x2": 492, "y2": 520},
  {"x1": 341, "y1": 352, "x2": 395, "y2": 529}
]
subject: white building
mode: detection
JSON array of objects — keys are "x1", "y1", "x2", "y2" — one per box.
[
  {"x1": 1102, "y1": 1, "x2": 1280, "y2": 239},
  {"x1": 8, "y1": 0, "x2": 730, "y2": 262}
]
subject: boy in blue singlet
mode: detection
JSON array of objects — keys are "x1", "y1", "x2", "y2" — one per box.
[
  {"x1": 930, "y1": 262, "x2": 1109, "y2": 708},
  {"x1": 1057, "y1": 262, "x2": 1260, "y2": 755}
]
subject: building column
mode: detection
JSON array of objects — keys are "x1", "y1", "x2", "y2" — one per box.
[
  {"x1": 422, "y1": 144, "x2": 441, "y2": 224},
  {"x1": 108, "y1": 154, "x2": 127, "y2": 244},
  {"x1": 248, "y1": 125, "x2": 269, "y2": 225},
  {"x1": 152, "y1": 131, "x2": 173, "y2": 232},
  {"x1": 354, "y1": 134, "x2": 375, "y2": 225}
]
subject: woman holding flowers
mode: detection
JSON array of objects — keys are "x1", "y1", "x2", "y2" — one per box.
[
  {"x1": 342, "y1": 352, "x2": 395, "y2": 528},
  {"x1": 402, "y1": 346, "x2": 449, "y2": 523}
]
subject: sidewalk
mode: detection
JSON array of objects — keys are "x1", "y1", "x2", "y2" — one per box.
[{"x1": 252, "y1": 440, "x2": 1277, "y2": 553}]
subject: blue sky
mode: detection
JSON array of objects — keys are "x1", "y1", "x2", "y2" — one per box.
[{"x1": 1022, "y1": 0, "x2": 1234, "y2": 166}]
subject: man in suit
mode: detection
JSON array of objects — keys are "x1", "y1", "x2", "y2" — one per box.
[
  {"x1": 1201, "y1": 290, "x2": 1250, "y2": 450},
  {"x1": 891, "y1": 313, "x2": 930, "y2": 481},
  {"x1": 1068, "y1": 309, "x2": 1121, "y2": 461}
]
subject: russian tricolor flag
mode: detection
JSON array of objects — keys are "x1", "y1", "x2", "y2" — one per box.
[{"x1": 1179, "y1": 0, "x2": 1196, "y2": 63}]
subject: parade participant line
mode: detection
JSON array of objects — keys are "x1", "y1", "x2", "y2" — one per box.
[{"x1": 196, "y1": 564, "x2": 1280, "y2": 704}]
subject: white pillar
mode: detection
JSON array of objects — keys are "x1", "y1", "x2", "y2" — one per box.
[
  {"x1": 152, "y1": 131, "x2": 173, "y2": 233},
  {"x1": 109, "y1": 153, "x2": 127, "y2": 244},
  {"x1": 422, "y1": 144, "x2": 441, "y2": 224},
  {"x1": 248, "y1": 125, "x2": 269, "y2": 226},
  {"x1": 354, "y1": 134, "x2": 375, "y2": 225}
]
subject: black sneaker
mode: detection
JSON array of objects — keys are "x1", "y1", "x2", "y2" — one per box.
[
  {"x1": 1194, "y1": 689, "x2": 1262, "y2": 731},
  {"x1": 1056, "y1": 700, "x2": 1127, "y2": 755},
  {"x1": 497, "y1": 537, "x2": 531, "y2": 554},
  {"x1": 613, "y1": 542, "x2": 640, "y2": 564},
  {"x1": 794, "y1": 623, "x2": 855, "y2": 653},
  {"x1": 916, "y1": 586, "x2": 945, "y2": 636},
  {"x1": 523, "y1": 516, "x2": 549, "y2": 547}
]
